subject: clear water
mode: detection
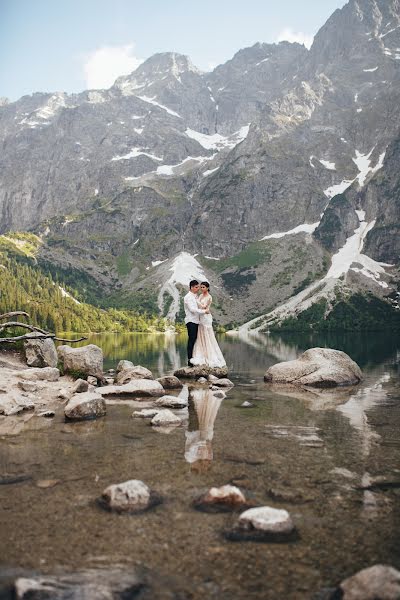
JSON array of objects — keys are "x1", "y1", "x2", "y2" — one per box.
[{"x1": 0, "y1": 332, "x2": 399, "y2": 599}]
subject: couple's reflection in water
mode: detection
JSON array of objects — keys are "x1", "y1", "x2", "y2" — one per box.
[{"x1": 184, "y1": 388, "x2": 223, "y2": 473}]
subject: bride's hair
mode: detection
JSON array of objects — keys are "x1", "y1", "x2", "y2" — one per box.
[{"x1": 200, "y1": 281, "x2": 210, "y2": 290}]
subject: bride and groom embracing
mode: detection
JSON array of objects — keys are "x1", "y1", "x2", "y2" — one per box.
[{"x1": 184, "y1": 280, "x2": 226, "y2": 368}]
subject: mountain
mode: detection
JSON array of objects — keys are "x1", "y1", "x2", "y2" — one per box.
[{"x1": 0, "y1": 0, "x2": 399, "y2": 329}]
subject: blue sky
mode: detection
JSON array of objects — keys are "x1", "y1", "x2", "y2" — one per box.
[{"x1": 1, "y1": 0, "x2": 346, "y2": 101}]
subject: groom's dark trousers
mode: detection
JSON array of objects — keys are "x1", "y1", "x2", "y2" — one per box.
[{"x1": 186, "y1": 322, "x2": 199, "y2": 365}]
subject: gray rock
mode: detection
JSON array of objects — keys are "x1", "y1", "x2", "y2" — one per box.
[
  {"x1": 132, "y1": 408, "x2": 160, "y2": 418},
  {"x1": 197, "y1": 377, "x2": 208, "y2": 384},
  {"x1": 57, "y1": 344, "x2": 103, "y2": 378},
  {"x1": 99, "y1": 479, "x2": 161, "y2": 513},
  {"x1": 241, "y1": 401, "x2": 253, "y2": 407},
  {"x1": 155, "y1": 395, "x2": 188, "y2": 409},
  {"x1": 37, "y1": 410, "x2": 55, "y2": 418},
  {"x1": 16, "y1": 367, "x2": 60, "y2": 382},
  {"x1": 87, "y1": 376, "x2": 97, "y2": 386},
  {"x1": 24, "y1": 333, "x2": 58, "y2": 368},
  {"x1": 64, "y1": 392, "x2": 106, "y2": 421},
  {"x1": 208, "y1": 374, "x2": 220, "y2": 383},
  {"x1": 212, "y1": 378, "x2": 234, "y2": 388},
  {"x1": 57, "y1": 389, "x2": 70, "y2": 400},
  {"x1": 0, "y1": 391, "x2": 35, "y2": 416},
  {"x1": 116, "y1": 360, "x2": 134, "y2": 373},
  {"x1": 71, "y1": 378, "x2": 89, "y2": 394},
  {"x1": 17, "y1": 381, "x2": 38, "y2": 393},
  {"x1": 151, "y1": 409, "x2": 181, "y2": 427},
  {"x1": 156, "y1": 375, "x2": 183, "y2": 389},
  {"x1": 174, "y1": 366, "x2": 228, "y2": 379},
  {"x1": 105, "y1": 377, "x2": 114, "y2": 385},
  {"x1": 99, "y1": 379, "x2": 164, "y2": 397},
  {"x1": 116, "y1": 365, "x2": 153, "y2": 385},
  {"x1": 340, "y1": 564, "x2": 400, "y2": 600},
  {"x1": 264, "y1": 348, "x2": 363, "y2": 387},
  {"x1": 226, "y1": 506, "x2": 298, "y2": 542},
  {"x1": 212, "y1": 390, "x2": 226, "y2": 399}
]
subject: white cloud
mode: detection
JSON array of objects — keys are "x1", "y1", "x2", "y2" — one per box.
[
  {"x1": 276, "y1": 28, "x2": 314, "y2": 49},
  {"x1": 84, "y1": 44, "x2": 143, "y2": 90}
]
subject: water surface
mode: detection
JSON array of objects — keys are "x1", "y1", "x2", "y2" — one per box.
[{"x1": 1, "y1": 332, "x2": 399, "y2": 599}]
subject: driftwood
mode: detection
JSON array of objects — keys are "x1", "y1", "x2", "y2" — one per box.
[{"x1": 0, "y1": 312, "x2": 86, "y2": 344}]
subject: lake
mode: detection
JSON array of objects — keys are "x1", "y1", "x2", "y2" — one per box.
[{"x1": 0, "y1": 331, "x2": 399, "y2": 599}]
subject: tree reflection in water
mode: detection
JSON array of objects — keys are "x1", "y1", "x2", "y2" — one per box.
[{"x1": 185, "y1": 388, "x2": 223, "y2": 473}]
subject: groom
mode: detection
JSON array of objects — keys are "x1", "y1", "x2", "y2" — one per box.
[{"x1": 184, "y1": 279, "x2": 209, "y2": 367}]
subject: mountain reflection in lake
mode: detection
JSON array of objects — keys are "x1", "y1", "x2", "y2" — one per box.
[{"x1": 1, "y1": 331, "x2": 399, "y2": 600}]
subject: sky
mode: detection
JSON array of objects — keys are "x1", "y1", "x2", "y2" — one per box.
[{"x1": 0, "y1": 0, "x2": 347, "y2": 102}]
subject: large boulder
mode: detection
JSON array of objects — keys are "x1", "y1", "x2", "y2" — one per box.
[
  {"x1": 174, "y1": 366, "x2": 228, "y2": 379},
  {"x1": 116, "y1": 365, "x2": 153, "y2": 385},
  {"x1": 57, "y1": 344, "x2": 103, "y2": 378},
  {"x1": 24, "y1": 333, "x2": 58, "y2": 368},
  {"x1": 64, "y1": 392, "x2": 106, "y2": 421},
  {"x1": 98, "y1": 479, "x2": 161, "y2": 513},
  {"x1": 264, "y1": 348, "x2": 363, "y2": 387},
  {"x1": 339, "y1": 564, "x2": 400, "y2": 600},
  {"x1": 99, "y1": 379, "x2": 164, "y2": 397}
]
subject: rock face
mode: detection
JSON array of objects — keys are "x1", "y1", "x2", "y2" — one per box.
[
  {"x1": 99, "y1": 379, "x2": 164, "y2": 397},
  {"x1": 174, "y1": 366, "x2": 229, "y2": 379},
  {"x1": 116, "y1": 365, "x2": 153, "y2": 385},
  {"x1": 64, "y1": 392, "x2": 106, "y2": 420},
  {"x1": 99, "y1": 479, "x2": 161, "y2": 513},
  {"x1": 156, "y1": 375, "x2": 183, "y2": 389},
  {"x1": 57, "y1": 344, "x2": 103, "y2": 378},
  {"x1": 338, "y1": 564, "x2": 400, "y2": 600},
  {"x1": 264, "y1": 348, "x2": 363, "y2": 387},
  {"x1": 194, "y1": 485, "x2": 247, "y2": 512},
  {"x1": 24, "y1": 334, "x2": 58, "y2": 368}
]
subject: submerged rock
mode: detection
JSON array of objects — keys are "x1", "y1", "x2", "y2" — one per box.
[
  {"x1": 24, "y1": 333, "x2": 58, "y2": 368},
  {"x1": 57, "y1": 344, "x2": 103, "y2": 378},
  {"x1": 116, "y1": 365, "x2": 154, "y2": 384},
  {"x1": 151, "y1": 409, "x2": 181, "y2": 427},
  {"x1": 226, "y1": 506, "x2": 298, "y2": 542},
  {"x1": 264, "y1": 348, "x2": 362, "y2": 387},
  {"x1": 14, "y1": 567, "x2": 145, "y2": 599},
  {"x1": 157, "y1": 375, "x2": 183, "y2": 389},
  {"x1": 194, "y1": 485, "x2": 247, "y2": 512},
  {"x1": 99, "y1": 479, "x2": 161, "y2": 513},
  {"x1": 99, "y1": 379, "x2": 164, "y2": 397},
  {"x1": 64, "y1": 392, "x2": 106, "y2": 421},
  {"x1": 132, "y1": 408, "x2": 160, "y2": 419},
  {"x1": 174, "y1": 366, "x2": 228, "y2": 379},
  {"x1": 339, "y1": 564, "x2": 400, "y2": 600}
]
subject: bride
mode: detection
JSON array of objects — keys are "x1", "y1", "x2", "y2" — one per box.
[{"x1": 190, "y1": 282, "x2": 226, "y2": 368}]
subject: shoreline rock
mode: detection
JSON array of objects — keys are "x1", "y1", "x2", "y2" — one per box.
[
  {"x1": 64, "y1": 392, "x2": 106, "y2": 421},
  {"x1": 174, "y1": 366, "x2": 228, "y2": 379},
  {"x1": 264, "y1": 348, "x2": 363, "y2": 388},
  {"x1": 99, "y1": 379, "x2": 164, "y2": 398},
  {"x1": 57, "y1": 344, "x2": 103, "y2": 379},
  {"x1": 24, "y1": 333, "x2": 58, "y2": 368}
]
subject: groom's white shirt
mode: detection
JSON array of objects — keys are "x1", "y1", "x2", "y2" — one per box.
[{"x1": 184, "y1": 291, "x2": 205, "y2": 324}]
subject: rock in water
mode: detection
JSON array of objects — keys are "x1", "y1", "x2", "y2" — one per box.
[
  {"x1": 24, "y1": 333, "x2": 58, "y2": 368},
  {"x1": 132, "y1": 409, "x2": 160, "y2": 419},
  {"x1": 339, "y1": 564, "x2": 400, "y2": 600},
  {"x1": 57, "y1": 344, "x2": 103, "y2": 378},
  {"x1": 151, "y1": 410, "x2": 181, "y2": 427},
  {"x1": 174, "y1": 366, "x2": 228, "y2": 379},
  {"x1": 211, "y1": 378, "x2": 234, "y2": 388},
  {"x1": 264, "y1": 348, "x2": 363, "y2": 387},
  {"x1": 226, "y1": 506, "x2": 298, "y2": 542},
  {"x1": 99, "y1": 379, "x2": 164, "y2": 397},
  {"x1": 116, "y1": 365, "x2": 154, "y2": 384},
  {"x1": 194, "y1": 485, "x2": 247, "y2": 512},
  {"x1": 155, "y1": 395, "x2": 188, "y2": 409},
  {"x1": 157, "y1": 375, "x2": 183, "y2": 389},
  {"x1": 99, "y1": 479, "x2": 161, "y2": 513},
  {"x1": 64, "y1": 392, "x2": 106, "y2": 421}
]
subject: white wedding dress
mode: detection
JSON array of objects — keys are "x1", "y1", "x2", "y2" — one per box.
[{"x1": 190, "y1": 293, "x2": 226, "y2": 368}]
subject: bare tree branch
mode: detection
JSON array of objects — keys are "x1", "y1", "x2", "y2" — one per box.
[
  {"x1": 0, "y1": 320, "x2": 86, "y2": 344},
  {"x1": 0, "y1": 322, "x2": 48, "y2": 335},
  {"x1": 54, "y1": 336, "x2": 86, "y2": 342},
  {"x1": 0, "y1": 311, "x2": 30, "y2": 321}
]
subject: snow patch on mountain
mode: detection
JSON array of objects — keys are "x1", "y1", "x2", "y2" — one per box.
[
  {"x1": 185, "y1": 125, "x2": 250, "y2": 151},
  {"x1": 259, "y1": 222, "x2": 320, "y2": 241},
  {"x1": 138, "y1": 95, "x2": 182, "y2": 118},
  {"x1": 111, "y1": 148, "x2": 163, "y2": 162}
]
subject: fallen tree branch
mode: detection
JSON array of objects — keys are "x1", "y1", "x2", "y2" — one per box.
[
  {"x1": 0, "y1": 311, "x2": 30, "y2": 321},
  {"x1": 0, "y1": 322, "x2": 48, "y2": 335},
  {"x1": 0, "y1": 332, "x2": 86, "y2": 343}
]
